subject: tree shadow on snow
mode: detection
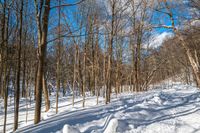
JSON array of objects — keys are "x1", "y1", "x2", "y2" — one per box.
[{"x1": 15, "y1": 91, "x2": 200, "y2": 133}]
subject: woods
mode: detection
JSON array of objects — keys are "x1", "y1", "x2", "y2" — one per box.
[{"x1": 0, "y1": 0, "x2": 199, "y2": 132}]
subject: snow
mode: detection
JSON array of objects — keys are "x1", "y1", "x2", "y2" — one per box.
[
  {"x1": 1, "y1": 82, "x2": 200, "y2": 133},
  {"x1": 62, "y1": 125, "x2": 80, "y2": 133},
  {"x1": 104, "y1": 118, "x2": 118, "y2": 133}
]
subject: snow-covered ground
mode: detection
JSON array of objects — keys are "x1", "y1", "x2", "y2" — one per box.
[{"x1": 1, "y1": 82, "x2": 200, "y2": 133}]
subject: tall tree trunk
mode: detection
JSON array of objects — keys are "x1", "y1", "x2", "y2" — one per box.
[
  {"x1": 0, "y1": 57, "x2": 3, "y2": 97},
  {"x1": 72, "y1": 46, "x2": 77, "y2": 106},
  {"x1": 91, "y1": 29, "x2": 95, "y2": 96},
  {"x1": 0, "y1": 0, "x2": 6, "y2": 99},
  {"x1": 56, "y1": 0, "x2": 61, "y2": 113},
  {"x1": 82, "y1": 52, "x2": 86, "y2": 107},
  {"x1": 56, "y1": 48, "x2": 60, "y2": 114},
  {"x1": 34, "y1": 0, "x2": 50, "y2": 124},
  {"x1": 34, "y1": 63, "x2": 38, "y2": 100},
  {"x1": 25, "y1": 72, "x2": 30, "y2": 123},
  {"x1": 94, "y1": 16, "x2": 99, "y2": 104},
  {"x1": 135, "y1": 49, "x2": 139, "y2": 92},
  {"x1": 135, "y1": 32, "x2": 142, "y2": 92},
  {"x1": 77, "y1": 47, "x2": 83, "y2": 96},
  {"x1": 22, "y1": 50, "x2": 26, "y2": 97},
  {"x1": 3, "y1": 2, "x2": 9, "y2": 132},
  {"x1": 3, "y1": 66, "x2": 10, "y2": 133},
  {"x1": 106, "y1": 0, "x2": 116, "y2": 104},
  {"x1": 103, "y1": 33, "x2": 107, "y2": 98},
  {"x1": 14, "y1": 0, "x2": 23, "y2": 131},
  {"x1": 55, "y1": 54, "x2": 61, "y2": 113},
  {"x1": 130, "y1": 37, "x2": 135, "y2": 92},
  {"x1": 115, "y1": 62, "x2": 119, "y2": 97}
]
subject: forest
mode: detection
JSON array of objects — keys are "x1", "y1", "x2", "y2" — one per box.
[{"x1": 0, "y1": 0, "x2": 200, "y2": 133}]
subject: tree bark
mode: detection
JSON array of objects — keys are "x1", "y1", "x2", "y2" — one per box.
[
  {"x1": 42, "y1": 74, "x2": 50, "y2": 112},
  {"x1": 106, "y1": 0, "x2": 116, "y2": 104},
  {"x1": 82, "y1": 52, "x2": 86, "y2": 107},
  {"x1": 72, "y1": 46, "x2": 78, "y2": 106},
  {"x1": 34, "y1": 0, "x2": 50, "y2": 124},
  {"x1": 14, "y1": 0, "x2": 23, "y2": 130}
]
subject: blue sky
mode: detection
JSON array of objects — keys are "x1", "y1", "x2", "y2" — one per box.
[{"x1": 46, "y1": 0, "x2": 193, "y2": 50}]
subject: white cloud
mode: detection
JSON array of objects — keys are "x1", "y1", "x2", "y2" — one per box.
[
  {"x1": 149, "y1": 32, "x2": 174, "y2": 48},
  {"x1": 191, "y1": 20, "x2": 200, "y2": 27}
]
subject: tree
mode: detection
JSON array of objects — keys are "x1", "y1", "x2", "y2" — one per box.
[
  {"x1": 56, "y1": 0, "x2": 61, "y2": 114},
  {"x1": 34, "y1": 0, "x2": 51, "y2": 124},
  {"x1": 105, "y1": 0, "x2": 116, "y2": 104},
  {"x1": 14, "y1": 0, "x2": 24, "y2": 131},
  {"x1": 1, "y1": 0, "x2": 11, "y2": 132},
  {"x1": 155, "y1": 0, "x2": 200, "y2": 87}
]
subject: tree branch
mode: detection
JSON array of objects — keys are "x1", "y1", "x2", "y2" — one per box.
[{"x1": 50, "y1": 0, "x2": 86, "y2": 10}]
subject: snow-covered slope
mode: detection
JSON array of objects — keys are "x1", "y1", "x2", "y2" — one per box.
[{"x1": 1, "y1": 82, "x2": 200, "y2": 133}]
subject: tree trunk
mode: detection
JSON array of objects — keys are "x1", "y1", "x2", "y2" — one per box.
[
  {"x1": 14, "y1": 0, "x2": 23, "y2": 130},
  {"x1": 56, "y1": 45, "x2": 61, "y2": 114},
  {"x1": 56, "y1": 74, "x2": 60, "y2": 113},
  {"x1": 22, "y1": 51, "x2": 26, "y2": 98},
  {"x1": 78, "y1": 52, "x2": 83, "y2": 96},
  {"x1": 82, "y1": 52, "x2": 86, "y2": 107},
  {"x1": 42, "y1": 74, "x2": 50, "y2": 112},
  {"x1": 72, "y1": 46, "x2": 77, "y2": 106},
  {"x1": 34, "y1": 63, "x2": 38, "y2": 100},
  {"x1": 3, "y1": 66, "x2": 10, "y2": 133},
  {"x1": 26, "y1": 73, "x2": 30, "y2": 123},
  {"x1": 106, "y1": 0, "x2": 115, "y2": 104},
  {"x1": 34, "y1": 0, "x2": 50, "y2": 124}
]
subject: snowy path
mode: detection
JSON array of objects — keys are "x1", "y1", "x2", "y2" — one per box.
[{"x1": 1, "y1": 82, "x2": 200, "y2": 133}]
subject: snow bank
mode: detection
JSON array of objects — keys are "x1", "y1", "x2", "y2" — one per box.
[{"x1": 62, "y1": 124, "x2": 80, "y2": 133}]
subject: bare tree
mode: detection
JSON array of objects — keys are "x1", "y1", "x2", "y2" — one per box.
[
  {"x1": 14, "y1": 0, "x2": 24, "y2": 131},
  {"x1": 155, "y1": 0, "x2": 200, "y2": 87},
  {"x1": 34, "y1": 0, "x2": 51, "y2": 124}
]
